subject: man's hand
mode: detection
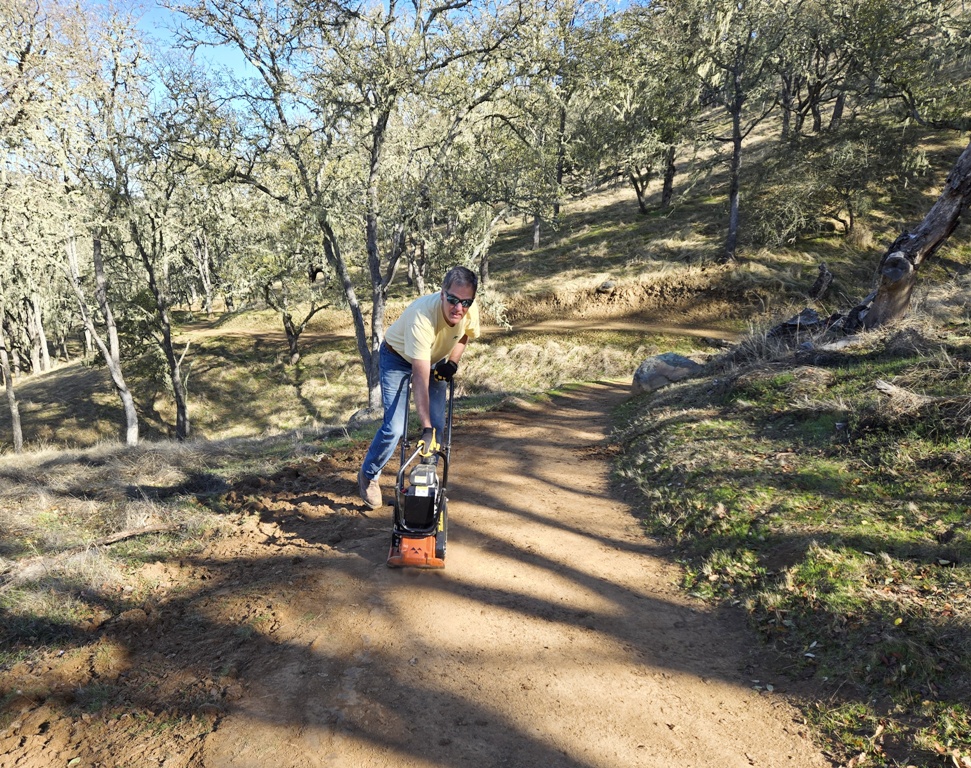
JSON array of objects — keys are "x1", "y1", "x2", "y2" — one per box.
[
  {"x1": 433, "y1": 360, "x2": 458, "y2": 382},
  {"x1": 418, "y1": 427, "x2": 438, "y2": 456}
]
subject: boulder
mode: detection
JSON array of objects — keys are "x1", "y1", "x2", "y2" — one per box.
[
  {"x1": 348, "y1": 406, "x2": 383, "y2": 429},
  {"x1": 596, "y1": 280, "x2": 616, "y2": 294},
  {"x1": 631, "y1": 352, "x2": 704, "y2": 395}
]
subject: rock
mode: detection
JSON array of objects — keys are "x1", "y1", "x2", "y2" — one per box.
[
  {"x1": 818, "y1": 337, "x2": 863, "y2": 352},
  {"x1": 111, "y1": 608, "x2": 148, "y2": 627},
  {"x1": 631, "y1": 352, "x2": 704, "y2": 395},
  {"x1": 768, "y1": 307, "x2": 822, "y2": 337},
  {"x1": 596, "y1": 280, "x2": 616, "y2": 294},
  {"x1": 348, "y1": 407, "x2": 382, "y2": 429}
]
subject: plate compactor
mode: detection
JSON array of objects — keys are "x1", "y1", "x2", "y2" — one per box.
[{"x1": 386, "y1": 376, "x2": 455, "y2": 569}]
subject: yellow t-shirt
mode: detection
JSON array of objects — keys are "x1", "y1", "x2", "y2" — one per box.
[{"x1": 385, "y1": 292, "x2": 480, "y2": 363}]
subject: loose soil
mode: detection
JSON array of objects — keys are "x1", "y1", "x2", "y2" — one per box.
[{"x1": 0, "y1": 382, "x2": 831, "y2": 768}]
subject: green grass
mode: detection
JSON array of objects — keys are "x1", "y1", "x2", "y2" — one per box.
[{"x1": 615, "y1": 316, "x2": 971, "y2": 766}]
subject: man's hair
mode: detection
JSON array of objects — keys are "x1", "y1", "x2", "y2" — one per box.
[{"x1": 442, "y1": 266, "x2": 478, "y2": 296}]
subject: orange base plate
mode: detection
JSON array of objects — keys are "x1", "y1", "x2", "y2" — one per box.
[{"x1": 387, "y1": 535, "x2": 445, "y2": 569}]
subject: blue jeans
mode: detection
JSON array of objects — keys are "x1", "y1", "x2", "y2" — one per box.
[{"x1": 361, "y1": 343, "x2": 447, "y2": 480}]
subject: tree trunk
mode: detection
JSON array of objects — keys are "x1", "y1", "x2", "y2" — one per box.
[
  {"x1": 193, "y1": 232, "x2": 215, "y2": 318},
  {"x1": 628, "y1": 170, "x2": 651, "y2": 214},
  {"x1": 282, "y1": 313, "x2": 301, "y2": 365},
  {"x1": 780, "y1": 73, "x2": 793, "y2": 140},
  {"x1": 829, "y1": 93, "x2": 845, "y2": 131},
  {"x1": 416, "y1": 245, "x2": 427, "y2": 295},
  {"x1": 553, "y1": 104, "x2": 567, "y2": 223},
  {"x1": 661, "y1": 146, "x2": 677, "y2": 210},
  {"x1": 723, "y1": 91, "x2": 743, "y2": 263},
  {"x1": 532, "y1": 212, "x2": 541, "y2": 250},
  {"x1": 471, "y1": 207, "x2": 506, "y2": 289},
  {"x1": 365, "y1": 110, "x2": 389, "y2": 411},
  {"x1": 31, "y1": 293, "x2": 51, "y2": 372},
  {"x1": 811, "y1": 102, "x2": 822, "y2": 133},
  {"x1": 847, "y1": 137, "x2": 971, "y2": 331},
  {"x1": 319, "y1": 222, "x2": 374, "y2": 407},
  {"x1": 164, "y1": 316, "x2": 189, "y2": 440},
  {"x1": 26, "y1": 302, "x2": 41, "y2": 374},
  {"x1": 0, "y1": 316, "x2": 23, "y2": 453},
  {"x1": 137, "y1": 233, "x2": 189, "y2": 441},
  {"x1": 65, "y1": 231, "x2": 139, "y2": 445},
  {"x1": 411, "y1": 239, "x2": 427, "y2": 296}
]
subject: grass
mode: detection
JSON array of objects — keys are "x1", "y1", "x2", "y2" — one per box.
[
  {"x1": 0, "y1": 439, "x2": 249, "y2": 664},
  {"x1": 1, "y1": 322, "x2": 667, "y2": 450},
  {"x1": 461, "y1": 332, "x2": 651, "y2": 395},
  {"x1": 614, "y1": 311, "x2": 971, "y2": 766}
]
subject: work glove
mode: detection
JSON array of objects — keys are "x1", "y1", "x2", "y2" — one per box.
[
  {"x1": 417, "y1": 427, "x2": 438, "y2": 457},
  {"x1": 433, "y1": 359, "x2": 458, "y2": 382}
]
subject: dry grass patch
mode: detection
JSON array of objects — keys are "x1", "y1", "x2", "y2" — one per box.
[
  {"x1": 0, "y1": 439, "x2": 256, "y2": 662},
  {"x1": 460, "y1": 333, "x2": 654, "y2": 395}
]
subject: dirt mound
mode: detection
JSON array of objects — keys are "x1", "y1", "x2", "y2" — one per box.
[{"x1": 0, "y1": 384, "x2": 830, "y2": 768}]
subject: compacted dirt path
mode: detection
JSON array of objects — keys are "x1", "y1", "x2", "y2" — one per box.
[{"x1": 0, "y1": 382, "x2": 830, "y2": 768}]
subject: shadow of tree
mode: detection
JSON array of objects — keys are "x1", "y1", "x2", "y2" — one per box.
[{"x1": 1, "y1": 383, "x2": 827, "y2": 767}]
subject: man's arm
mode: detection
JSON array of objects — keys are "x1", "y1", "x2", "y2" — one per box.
[
  {"x1": 447, "y1": 334, "x2": 470, "y2": 365},
  {"x1": 418, "y1": 334, "x2": 470, "y2": 426},
  {"x1": 412, "y1": 358, "x2": 433, "y2": 429}
]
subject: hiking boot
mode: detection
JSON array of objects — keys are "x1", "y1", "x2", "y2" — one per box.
[{"x1": 358, "y1": 469, "x2": 382, "y2": 509}]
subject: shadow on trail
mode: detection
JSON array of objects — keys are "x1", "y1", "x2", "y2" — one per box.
[
  {"x1": 1, "y1": 381, "x2": 826, "y2": 767},
  {"x1": 1, "y1": 542, "x2": 722, "y2": 767}
]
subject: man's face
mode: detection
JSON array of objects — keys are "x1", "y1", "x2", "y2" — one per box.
[{"x1": 440, "y1": 284, "x2": 475, "y2": 327}]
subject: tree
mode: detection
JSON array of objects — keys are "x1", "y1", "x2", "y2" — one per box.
[
  {"x1": 469, "y1": 0, "x2": 608, "y2": 249},
  {"x1": 664, "y1": 0, "x2": 793, "y2": 261},
  {"x1": 857, "y1": 0, "x2": 971, "y2": 133},
  {"x1": 0, "y1": 0, "x2": 92, "y2": 448},
  {"x1": 114, "y1": 130, "x2": 197, "y2": 442},
  {"x1": 174, "y1": 0, "x2": 527, "y2": 408},
  {"x1": 775, "y1": 0, "x2": 863, "y2": 139},
  {"x1": 227, "y1": 191, "x2": 335, "y2": 365},
  {"x1": 575, "y1": 5, "x2": 698, "y2": 214},
  {"x1": 536, "y1": 0, "x2": 608, "y2": 222},
  {"x1": 64, "y1": 229, "x2": 141, "y2": 445},
  {"x1": 846, "y1": 137, "x2": 971, "y2": 331},
  {"x1": 0, "y1": 277, "x2": 23, "y2": 451},
  {"x1": 48, "y1": 6, "x2": 151, "y2": 446}
]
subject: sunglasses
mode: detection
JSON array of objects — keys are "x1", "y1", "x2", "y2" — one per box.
[{"x1": 444, "y1": 292, "x2": 474, "y2": 309}]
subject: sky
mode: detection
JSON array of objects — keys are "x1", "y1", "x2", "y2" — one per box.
[{"x1": 134, "y1": 2, "x2": 254, "y2": 78}]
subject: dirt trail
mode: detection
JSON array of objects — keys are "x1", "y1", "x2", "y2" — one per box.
[{"x1": 0, "y1": 382, "x2": 829, "y2": 768}]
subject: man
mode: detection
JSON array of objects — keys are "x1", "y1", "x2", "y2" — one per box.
[{"x1": 358, "y1": 266, "x2": 480, "y2": 509}]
